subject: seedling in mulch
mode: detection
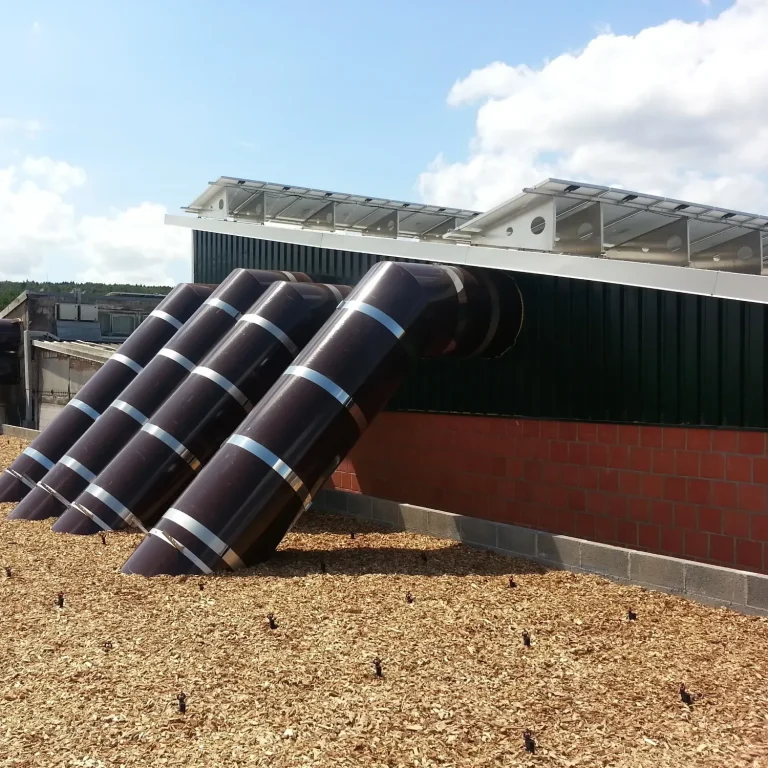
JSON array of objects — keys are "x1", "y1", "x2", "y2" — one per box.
[
  {"x1": 680, "y1": 683, "x2": 704, "y2": 707},
  {"x1": 100, "y1": 533, "x2": 107, "y2": 545},
  {"x1": 522, "y1": 631, "x2": 531, "y2": 648},
  {"x1": 103, "y1": 641, "x2": 113, "y2": 652},
  {"x1": 199, "y1": 583, "x2": 204, "y2": 592},
  {"x1": 320, "y1": 559, "x2": 327, "y2": 574},
  {"x1": 350, "y1": 532, "x2": 356, "y2": 540},
  {"x1": 627, "y1": 608, "x2": 638, "y2": 621},
  {"x1": 523, "y1": 730, "x2": 536, "y2": 754},
  {"x1": 420, "y1": 552, "x2": 428, "y2": 563},
  {"x1": 372, "y1": 657, "x2": 383, "y2": 678},
  {"x1": 267, "y1": 613, "x2": 278, "y2": 630},
  {"x1": 508, "y1": 576, "x2": 517, "y2": 588},
  {"x1": 4, "y1": 566, "x2": 11, "y2": 578},
  {"x1": 56, "y1": 592, "x2": 65, "y2": 609},
  {"x1": 177, "y1": 692, "x2": 187, "y2": 714},
  {"x1": 406, "y1": 592, "x2": 414, "y2": 604}
]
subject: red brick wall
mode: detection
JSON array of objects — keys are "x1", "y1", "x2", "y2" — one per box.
[{"x1": 328, "y1": 413, "x2": 768, "y2": 575}]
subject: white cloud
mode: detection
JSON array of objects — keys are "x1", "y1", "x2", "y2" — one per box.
[
  {"x1": 0, "y1": 118, "x2": 41, "y2": 139},
  {"x1": 419, "y1": 0, "x2": 768, "y2": 213},
  {"x1": 0, "y1": 157, "x2": 188, "y2": 284}
]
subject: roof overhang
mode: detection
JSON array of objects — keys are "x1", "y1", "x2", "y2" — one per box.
[
  {"x1": 167, "y1": 212, "x2": 768, "y2": 305},
  {"x1": 32, "y1": 340, "x2": 118, "y2": 365}
]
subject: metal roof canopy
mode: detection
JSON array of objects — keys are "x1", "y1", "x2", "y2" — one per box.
[
  {"x1": 447, "y1": 178, "x2": 768, "y2": 275},
  {"x1": 185, "y1": 176, "x2": 480, "y2": 241}
]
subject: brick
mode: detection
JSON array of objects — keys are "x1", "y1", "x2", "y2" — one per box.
[
  {"x1": 712, "y1": 430, "x2": 739, "y2": 452},
  {"x1": 580, "y1": 466, "x2": 599, "y2": 490},
  {"x1": 674, "y1": 503, "x2": 698, "y2": 530},
  {"x1": 627, "y1": 497, "x2": 650, "y2": 522},
  {"x1": 586, "y1": 491, "x2": 606, "y2": 514},
  {"x1": 555, "y1": 509, "x2": 576, "y2": 535},
  {"x1": 496, "y1": 522, "x2": 536, "y2": 556},
  {"x1": 687, "y1": 479, "x2": 711, "y2": 506},
  {"x1": 550, "y1": 441, "x2": 569, "y2": 463},
  {"x1": 685, "y1": 562, "x2": 747, "y2": 604},
  {"x1": 709, "y1": 534, "x2": 734, "y2": 564},
  {"x1": 568, "y1": 489, "x2": 586, "y2": 511},
  {"x1": 593, "y1": 515, "x2": 616, "y2": 542},
  {"x1": 676, "y1": 451, "x2": 700, "y2": 477},
  {"x1": 523, "y1": 460, "x2": 541, "y2": 482},
  {"x1": 738, "y1": 432, "x2": 766, "y2": 455},
  {"x1": 608, "y1": 445, "x2": 630, "y2": 470},
  {"x1": 575, "y1": 512, "x2": 595, "y2": 538},
  {"x1": 578, "y1": 423, "x2": 598, "y2": 442},
  {"x1": 725, "y1": 455, "x2": 751, "y2": 482},
  {"x1": 558, "y1": 422, "x2": 578, "y2": 441},
  {"x1": 599, "y1": 469, "x2": 619, "y2": 493},
  {"x1": 746, "y1": 574, "x2": 768, "y2": 610},
  {"x1": 663, "y1": 476, "x2": 687, "y2": 502},
  {"x1": 642, "y1": 474, "x2": 664, "y2": 500},
  {"x1": 549, "y1": 486, "x2": 569, "y2": 509},
  {"x1": 597, "y1": 424, "x2": 618, "y2": 444},
  {"x1": 662, "y1": 428, "x2": 687, "y2": 450},
  {"x1": 653, "y1": 450, "x2": 675, "y2": 474},
  {"x1": 630, "y1": 551, "x2": 685, "y2": 590},
  {"x1": 589, "y1": 443, "x2": 610, "y2": 467},
  {"x1": 684, "y1": 530, "x2": 708, "y2": 559},
  {"x1": 699, "y1": 453, "x2": 725, "y2": 480},
  {"x1": 723, "y1": 510, "x2": 750, "y2": 538},
  {"x1": 698, "y1": 506, "x2": 722, "y2": 534},
  {"x1": 561, "y1": 464, "x2": 580, "y2": 487},
  {"x1": 738, "y1": 484, "x2": 766, "y2": 513},
  {"x1": 618, "y1": 425, "x2": 640, "y2": 445},
  {"x1": 711, "y1": 481, "x2": 738, "y2": 509},
  {"x1": 458, "y1": 516, "x2": 498, "y2": 548},
  {"x1": 752, "y1": 514, "x2": 768, "y2": 542},
  {"x1": 753, "y1": 458, "x2": 768, "y2": 485},
  {"x1": 580, "y1": 541, "x2": 630, "y2": 579},
  {"x1": 606, "y1": 494, "x2": 627, "y2": 518},
  {"x1": 638, "y1": 523, "x2": 660, "y2": 550},
  {"x1": 736, "y1": 539, "x2": 763, "y2": 571},
  {"x1": 687, "y1": 430, "x2": 712, "y2": 451},
  {"x1": 522, "y1": 420, "x2": 540, "y2": 438},
  {"x1": 619, "y1": 471, "x2": 642, "y2": 496},
  {"x1": 616, "y1": 520, "x2": 638, "y2": 547},
  {"x1": 650, "y1": 500, "x2": 674, "y2": 525},
  {"x1": 641, "y1": 426, "x2": 663, "y2": 448},
  {"x1": 535, "y1": 533, "x2": 581, "y2": 567},
  {"x1": 629, "y1": 447, "x2": 652, "y2": 472},
  {"x1": 660, "y1": 527, "x2": 684, "y2": 556},
  {"x1": 568, "y1": 442, "x2": 589, "y2": 465}
]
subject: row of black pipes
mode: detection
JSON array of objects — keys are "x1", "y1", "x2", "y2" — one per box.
[{"x1": 1, "y1": 262, "x2": 523, "y2": 576}]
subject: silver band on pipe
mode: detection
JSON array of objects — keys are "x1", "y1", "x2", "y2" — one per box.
[
  {"x1": 59, "y1": 455, "x2": 97, "y2": 483},
  {"x1": 23, "y1": 447, "x2": 54, "y2": 471},
  {"x1": 227, "y1": 434, "x2": 312, "y2": 510},
  {"x1": 281, "y1": 271, "x2": 298, "y2": 282},
  {"x1": 4, "y1": 468, "x2": 36, "y2": 491},
  {"x1": 339, "y1": 300, "x2": 405, "y2": 339},
  {"x1": 111, "y1": 399, "x2": 149, "y2": 425},
  {"x1": 149, "y1": 528, "x2": 213, "y2": 574},
  {"x1": 284, "y1": 365, "x2": 367, "y2": 431},
  {"x1": 68, "y1": 398, "x2": 100, "y2": 421},
  {"x1": 204, "y1": 297, "x2": 241, "y2": 320},
  {"x1": 239, "y1": 314, "x2": 298, "y2": 355},
  {"x1": 84, "y1": 483, "x2": 144, "y2": 529},
  {"x1": 141, "y1": 424, "x2": 201, "y2": 470},
  {"x1": 111, "y1": 353, "x2": 143, "y2": 375},
  {"x1": 157, "y1": 347, "x2": 195, "y2": 372},
  {"x1": 191, "y1": 367, "x2": 251, "y2": 410},
  {"x1": 149, "y1": 309, "x2": 183, "y2": 330},
  {"x1": 161, "y1": 508, "x2": 245, "y2": 570},
  {"x1": 325, "y1": 284, "x2": 343, "y2": 303}
]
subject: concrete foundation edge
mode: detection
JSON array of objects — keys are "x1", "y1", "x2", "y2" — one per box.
[
  {"x1": 315, "y1": 489, "x2": 768, "y2": 618},
  {"x1": 0, "y1": 425, "x2": 40, "y2": 440}
]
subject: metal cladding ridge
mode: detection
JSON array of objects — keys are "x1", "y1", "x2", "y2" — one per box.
[
  {"x1": 0, "y1": 283, "x2": 214, "y2": 504},
  {"x1": 10, "y1": 269, "x2": 310, "y2": 521},
  {"x1": 53, "y1": 281, "x2": 350, "y2": 536},
  {"x1": 122, "y1": 261, "x2": 524, "y2": 576}
]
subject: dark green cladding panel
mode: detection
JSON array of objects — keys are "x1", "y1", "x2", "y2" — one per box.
[{"x1": 193, "y1": 230, "x2": 768, "y2": 429}]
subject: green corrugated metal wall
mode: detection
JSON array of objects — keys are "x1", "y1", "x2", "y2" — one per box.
[{"x1": 193, "y1": 230, "x2": 768, "y2": 429}]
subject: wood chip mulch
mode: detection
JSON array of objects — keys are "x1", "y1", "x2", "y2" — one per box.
[{"x1": 0, "y1": 436, "x2": 766, "y2": 767}]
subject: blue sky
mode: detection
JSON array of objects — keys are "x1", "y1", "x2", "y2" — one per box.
[{"x1": 0, "y1": 0, "x2": 757, "y2": 283}]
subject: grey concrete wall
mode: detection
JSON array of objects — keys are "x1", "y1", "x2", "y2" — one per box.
[
  {"x1": 315, "y1": 489, "x2": 768, "y2": 617},
  {"x1": 0, "y1": 425, "x2": 40, "y2": 440}
]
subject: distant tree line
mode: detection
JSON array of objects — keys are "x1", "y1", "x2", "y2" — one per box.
[{"x1": 0, "y1": 281, "x2": 172, "y2": 310}]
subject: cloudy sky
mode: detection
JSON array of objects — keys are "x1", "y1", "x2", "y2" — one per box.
[{"x1": 0, "y1": 0, "x2": 760, "y2": 284}]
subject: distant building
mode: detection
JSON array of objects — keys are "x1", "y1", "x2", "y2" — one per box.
[{"x1": 0, "y1": 290, "x2": 165, "y2": 428}]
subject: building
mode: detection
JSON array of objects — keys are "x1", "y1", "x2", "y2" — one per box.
[
  {"x1": 163, "y1": 176, "x2": 768, "y2": 578},
  {"x1": 0, "y1": 290, "x2": 165, "y2": 428}
]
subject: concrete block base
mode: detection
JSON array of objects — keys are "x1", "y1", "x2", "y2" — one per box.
[{"x1": 313, "y1": 489, "x2": 768, "y2": 617}]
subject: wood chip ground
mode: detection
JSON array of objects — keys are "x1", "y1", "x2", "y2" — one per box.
[{"x1": 0, "y1": 436, "x2": 766, "y2": 767}]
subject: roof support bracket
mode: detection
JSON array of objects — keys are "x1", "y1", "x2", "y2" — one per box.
[
  {"x1": 692, "y1": 230, "x2": 762, "y2": 274},
  {"x1": 302, "y1": 201, "x2": 336, "y2": 232},
  {"x1": 363, "y1": 210, "x2": 399, "y2": 239},
  {"x1": 555, "y1": 202, "x2": 603, "y2": 257},
  {"x1": 607, "y1": 218, "x2": 690, "y2": 266}
]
